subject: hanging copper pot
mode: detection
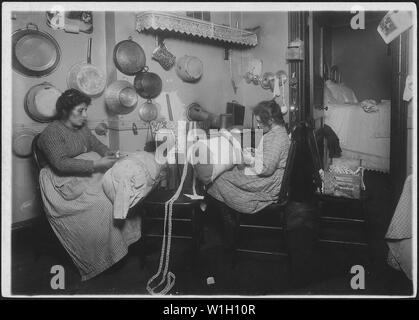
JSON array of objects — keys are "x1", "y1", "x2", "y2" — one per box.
[
  {"x1": 113, "y1": 36, "x2": 146, "y2": 76},
  {"x1": 133, "y1": 67, "x2": 163, "y2": 100},
  {"x1": 138, "y1": 100, "x2": 159, "y2": 123}
]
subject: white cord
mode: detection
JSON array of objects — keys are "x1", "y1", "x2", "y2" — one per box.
[{"x1": 146, "y1": 121, "x2": 195, "y2": 295}]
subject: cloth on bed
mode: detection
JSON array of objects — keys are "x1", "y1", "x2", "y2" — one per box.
[
  {"x1": 39, "y1": 151, "x2": 142, "y2": 281},
  {"x1": 385, "y1": 175, "x2": 413, "y2": 280},
  {"x1": 360, "y1": 99, "x2": 379, "y2": 113},
  {"x1": 207, "y1": 125, "x2": 290, "y2": 214},
  {"x1": 374, "y1": 100, "x2": 391, "y2": 138},
  {"x1": 102, "y1": 151, "x2": 163, "y2": 219},
  {"x1": 324, "y1": 102, "x2": 390, "y2": 172}
]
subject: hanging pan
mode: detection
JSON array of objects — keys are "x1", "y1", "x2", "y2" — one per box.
[
  {"x1": 133, "y1": 67, "x2": 163, "y2": 100},
  {"x1": 113, "y1": 36, "x2": 146, "y2": 76},
  {"x1": 138, "y1": 100, "x2": 159, "y2": 123},
  {"x1": 67, "y1": 38, "x2": 106, "y2": 97},
  {"x1": 12, "y1": 23, "x2": 61, "y2": 77},
  {"x1": 105, "y1": 80, "x2": 138, "y2": 115},
  {"x1": 24, "y1": 82, "x2": 61, "y2": 123}
]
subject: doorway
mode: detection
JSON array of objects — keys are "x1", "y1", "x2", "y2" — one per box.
[{"x1": 289, "y1": 11, "x2": 410, "y2": 203}]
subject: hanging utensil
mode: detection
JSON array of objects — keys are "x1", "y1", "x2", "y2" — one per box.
[
  {"x1": 12, "y1": 128, "x2": 38, "y2": 157},
  {"x1": 24, "y1": 82, "x2": 61, "y2": 122},
  {"x1": 105, "y1": 80, "x2": 138, "y2": 115},
  {"x1": 175, "y1": 55, "x2": 203, "y2": 83},
  {"x1": 139, "y1": 100, "x2": 159, "y2": 123},
  {"x1": 113, "y1": 36, "x2": 146, "y2": 76},
  {"x1": 12, "y1": 23, "x2": 61, "y2": 77},
  {"x1": 67, "y1": 38, "x2": 106, "y2": 97},
  {"x1": 133, "y1": 67, "x2": 163, "y2": 100},
  {"x1": 152, "y1": 39, "x2": 176, "y2": 71},
  {"x1": 165, "y1": 93, "x2": 174, "y2": 121}
]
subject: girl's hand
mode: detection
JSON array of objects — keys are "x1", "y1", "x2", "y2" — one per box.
[{"x1": 242, "y1": 149, "x2": 255, "y2": 166}]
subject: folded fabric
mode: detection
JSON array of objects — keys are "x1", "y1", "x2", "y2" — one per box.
[
  {"x1": 361, "y1": 99, "x2": 379, "y2": 113},
  {"x1": 325, "y1": 80, "x2": 346, "y2": 103},
  {"x1": 102, "y1": 151, "x2": 163, "y2": 219}
]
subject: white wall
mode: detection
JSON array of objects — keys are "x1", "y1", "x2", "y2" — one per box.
[{"x1": 11, "y1": 11, "x2": 290, "y2": 223}]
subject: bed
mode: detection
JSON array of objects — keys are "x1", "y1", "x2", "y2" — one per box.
[{"x1": 322, "y1": 65, "x2": 391, "y2": 173}]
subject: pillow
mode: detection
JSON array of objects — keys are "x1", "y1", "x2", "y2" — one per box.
[
  {"x1": 325, "y1": 80, "x2": 346, "y2": 103},
  {"x1": 324, "y1": 86, "x2": 339, "y2": 105},
  {"x1": 325, "y1": 80, "x2": 358, "y2": 104},
  {"x1": 339, "y1": 83, "x2": 358, "y2": 103}
]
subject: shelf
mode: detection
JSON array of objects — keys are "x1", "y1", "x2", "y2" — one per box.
[{"x1": 136, "y1": 11, "x2": 258, "y2": 47}]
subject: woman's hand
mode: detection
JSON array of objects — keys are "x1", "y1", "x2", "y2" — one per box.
[
  {"x1": 242, "y1": 148, "x2": 255, "y2": 166},
  {"x1": 93, "y1": 156, "x2": 118, "y2": 172},
  {"x1": 105, "y1": 150, "x2": 120, "y2": 158}
]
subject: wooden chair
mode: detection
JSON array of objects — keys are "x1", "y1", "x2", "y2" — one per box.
[
  {"x1": 139, "y1": 164, "x2": 205, "y2": 268},
  {"x1": 230, "y1": 127, "x2": 298, "y2": 267}
]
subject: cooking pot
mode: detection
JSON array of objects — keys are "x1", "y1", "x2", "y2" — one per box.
[
  {"x1": 12, "y1": 23, "x2": 61, "y2": 77},
  {"x1": 175, "y1": 55, "x2": 203, "y2": 82},
  {"x1": 113, "y1": 36, "x2": 146, "y2": 76},
  {"x1": 138, "y1": 100, "x2": 159, "y2": 123},
  {"x1": 133, "y1": 67, "x2": 163, "y2": 100},
  {"x1": 67, "y1": 38, "x2": 106, "y2": 97},
  {"x1": 105, "y1": 80, "x2": 138, "y2": 115},
  {"x1": 24, "y1": 82, "x2": 61, "y2": 122}
]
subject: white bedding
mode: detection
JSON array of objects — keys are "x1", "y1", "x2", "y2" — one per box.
[{"x1": 324, "y1": 101, "x2": 391, "y2": 173}]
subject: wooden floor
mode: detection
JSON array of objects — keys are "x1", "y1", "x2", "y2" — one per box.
[{"x1": 10, "y1": 171, "x2": 413, "y2": 296}]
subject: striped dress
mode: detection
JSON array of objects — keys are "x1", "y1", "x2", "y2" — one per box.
[
  {"x1": 38, "y1": 121, "x2": 142, "y2": 281},
  {"x1": 207, "y1": 124, "x2": 290, "y2": 214}
]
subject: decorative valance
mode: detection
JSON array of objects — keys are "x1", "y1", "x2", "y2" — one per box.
[{"x1": 136, "y1": 11, "x2": 258, "y2": 47}]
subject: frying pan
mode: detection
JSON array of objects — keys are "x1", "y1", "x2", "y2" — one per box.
[
  {"x1": 12, "y1": 23, "x2": 61, "y2": 77},
  {"x1": 67, "y1": 38, "x2": 106, "y2": 97},
  {"x1": 113, "y1": 37, "x2": 146, "y2": 76}
]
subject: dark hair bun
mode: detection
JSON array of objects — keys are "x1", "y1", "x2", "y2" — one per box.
[{"x1": 56, "y1": 89, "x2": 92, "y2": 119}]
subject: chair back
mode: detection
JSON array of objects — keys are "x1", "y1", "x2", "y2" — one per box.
[
  {"x1": 31, "y1": 134, "x2": 48, "y2": 172},
  {"x1": 277, "y1": 134, "x2": 298, "y2": 205},
  {"x1": 306, "y1": 124, "x2": 323, "y2": 191}
]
